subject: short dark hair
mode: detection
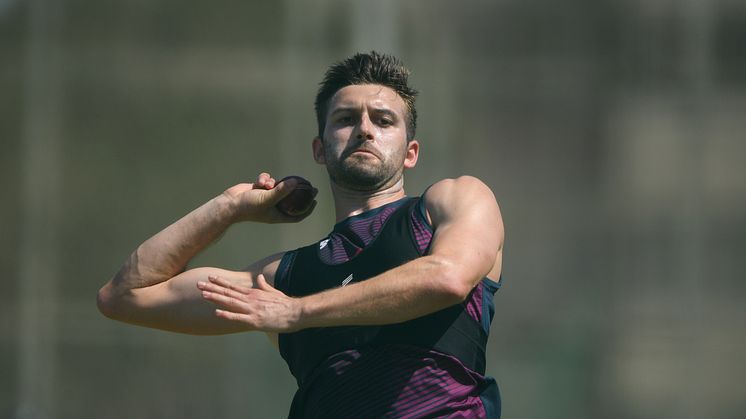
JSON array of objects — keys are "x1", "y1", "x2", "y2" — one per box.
[{"x1": 314, "y1": 51, "x2": 418, "y2": 140}]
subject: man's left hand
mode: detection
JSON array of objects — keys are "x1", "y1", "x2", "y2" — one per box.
[{"x1": 197, "y1": 274, "x2": 302, "y2": 333}]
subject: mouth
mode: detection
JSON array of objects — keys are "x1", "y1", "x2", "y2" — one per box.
[{"x1": 349, "y1": 148, "x2": 380, "y2": 159}]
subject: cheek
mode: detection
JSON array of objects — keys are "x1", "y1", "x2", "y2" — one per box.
[
  {"x1": 323, "y1": 140, "x2": 346, "y2": 160},
  {"x1": 381, "y1": 132, "x2": 409, "y2": 154},
  {"x1": 381, "y1": 125, "x2": 407, "y2": 141},
  {"x1": 326, "y1": 126, "x2": 352, "y2": 144}
]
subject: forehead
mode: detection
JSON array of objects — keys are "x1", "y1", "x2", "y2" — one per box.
[{"x1": 327, "y1": 84, "x2": 407, "y2": 115}]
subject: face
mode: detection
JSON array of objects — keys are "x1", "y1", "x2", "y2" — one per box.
[{"x1": 313, "y1": 84, "x2": 419, "y2": 191}]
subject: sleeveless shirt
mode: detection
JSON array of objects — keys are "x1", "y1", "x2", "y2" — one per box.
[{"x1": 275, "y1": 196, "x2": 501, "y2": 418}]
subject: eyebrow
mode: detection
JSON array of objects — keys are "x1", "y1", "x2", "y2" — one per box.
[
  {"x1": 329, "y1": 107, "x2": 357, "y2": 117},
  {"x1": 329, "y1": 106, "x2": 399, "y2": 118}
]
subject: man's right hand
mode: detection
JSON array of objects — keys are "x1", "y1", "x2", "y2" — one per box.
[{"x1": 223, "y1": 172, "x2": 318, "y2": 224}]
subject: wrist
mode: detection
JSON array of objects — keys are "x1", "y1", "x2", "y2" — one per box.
[
  {"x1": 212, "y1": 193, "x2": 242, "y2": 225},
  {"x1": 290, "y1": 296, "x2": 313, "y2": 331}
]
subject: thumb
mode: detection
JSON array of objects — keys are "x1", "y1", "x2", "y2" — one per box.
[
  {"x1": 263, "y1": 177, "x2": 298, "y2": 206},
  {"x1": 256, "y1": 274, "x2": 280, "y2": 294}
]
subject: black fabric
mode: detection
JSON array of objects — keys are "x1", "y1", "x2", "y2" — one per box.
[{"x1": 278, "y1": 197, "x2": 488, "y2": 386}]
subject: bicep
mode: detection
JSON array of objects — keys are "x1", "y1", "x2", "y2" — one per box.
[{"x1": 425, "y1": 177, "x2": 504, "y2": 284}]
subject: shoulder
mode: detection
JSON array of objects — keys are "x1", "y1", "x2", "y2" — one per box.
[
  {"x1": 423, "y1": 176, "x2": 495, "y2": 201},
  {"x1": 421, "y1": 176, "x2": 500, "y2": 228}
]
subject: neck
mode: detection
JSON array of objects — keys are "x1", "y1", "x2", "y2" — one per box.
[{"x1": 330, "y1": 177, "x2": 407, "y2": 222}]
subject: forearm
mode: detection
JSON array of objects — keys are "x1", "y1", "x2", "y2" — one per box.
[
  {"x1": 296, "y1": 255, "x2": 473, "y2": 329},
  {"x1": 112, "y1": 194, "x2": 236, "y2": 291}
]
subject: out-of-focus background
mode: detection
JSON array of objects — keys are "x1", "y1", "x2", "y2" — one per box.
[{"x1": 2, "y1": 0, "x2": 744, "y2": 418}]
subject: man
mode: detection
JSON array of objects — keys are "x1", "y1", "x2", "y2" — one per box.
[{"x1": 98, "y1": 51, "x2": 504, "y2": 418}]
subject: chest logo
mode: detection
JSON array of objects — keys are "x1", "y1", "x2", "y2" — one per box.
[{"x1": 341, "y1": 274, "x2": 354, "y2": 287}]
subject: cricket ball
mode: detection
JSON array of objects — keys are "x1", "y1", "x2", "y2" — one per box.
[{"x1": 275, "y1": 176, "x2": 315, "y2": 216}]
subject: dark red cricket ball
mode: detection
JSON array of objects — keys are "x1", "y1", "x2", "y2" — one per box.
[{"x1": 275, "y1": 176, "x2": 315, "y2": 216}]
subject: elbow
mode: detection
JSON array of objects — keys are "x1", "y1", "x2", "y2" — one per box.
[
  {"x1": 432, "y1": 258, "x2": 477, "y2": 304},
  {"x1": 96, "y1": 284, "x2": 115, "y2": 319},
  {"x1": 442, "y1": 280, "x2": 474, "y2": 305},
  {"x1": 97, "y1": 282, "x2": 126, "y2": 320}
]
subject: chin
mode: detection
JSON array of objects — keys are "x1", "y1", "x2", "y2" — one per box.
[{"x1": 327, "y1": 158, "x2": 401, "y2": 191}]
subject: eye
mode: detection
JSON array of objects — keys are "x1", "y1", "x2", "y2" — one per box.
[
  {"x1": 379, "y1": 117, "x2": 393, "y2": 126},
  {"x1": 338, "y1": 115, "x2": 354, "y2": 125}
]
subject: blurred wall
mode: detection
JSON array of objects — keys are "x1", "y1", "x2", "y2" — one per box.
[{"x1": 1, "y1": 0, "x2": 744, "y2": 418}]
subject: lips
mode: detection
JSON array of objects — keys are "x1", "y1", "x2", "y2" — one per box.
[{"x1": 348, "y1": 148, "x2": 380, "y2": 159}]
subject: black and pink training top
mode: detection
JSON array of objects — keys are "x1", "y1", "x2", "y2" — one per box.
[{"x1": 275, "y1": 195, "x2": 502, "y2": 418}]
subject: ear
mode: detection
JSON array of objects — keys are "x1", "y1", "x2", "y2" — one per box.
[
  {"x1": 312, "y1": 137, "x2": 326, "y2": 164},
  {"x1": 403, "y1": 139, "x2": 419, "y2": 169}
]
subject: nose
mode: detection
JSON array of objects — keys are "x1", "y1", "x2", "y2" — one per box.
[{"x1": 355, "y1": 114, "x2": 375, "y2": 140}]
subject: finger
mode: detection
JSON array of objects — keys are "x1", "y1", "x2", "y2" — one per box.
[
  {"x1": 200, "y1": 289, "x2": 236, "y2": 305},
  {"x1": 198, "y1": 277, "x2": 231, "y2": 295},
  {"x1": 264, "y1": 176, "x2": 298, "y2": 206},
  {"x1": 206, "y1": 275, "x2": 250, "y2": 293},
  {"x1": 214, "y1": 309, "x2": 256, "y2": 328},
  {"x1": 198, "y1": 280, "x2": 248, "y2": 298},
  {"x1": 276, "y1": 176, "x2": 299, "y2": 190},
  {"x1": 201, "y1": 290, "x2": 252, "y2": 313},
  {"x1": 256, "y1": 274, "x2": 288, "y2": 297},
  {"x1": 200, "y1": 280, "x2": 251, "y2": 302},
  {"x1": 255, "y1": 274, "x2": 274, "y2": 292},
  {"x1": 267, "y1": 177, "x2": 276, "y2": 189},
  {"x1": 256, "y1": 172, "x2": 272, "y2": 189},
  {"x1": 204, "y1": 275, "x2": 253, "y2": 294}
]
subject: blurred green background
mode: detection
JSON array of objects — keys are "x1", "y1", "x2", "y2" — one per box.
[{"x1": 2, "y1": 0, "x2": 745, "y2": 418}]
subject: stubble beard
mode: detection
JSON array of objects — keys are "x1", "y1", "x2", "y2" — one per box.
[{"x1": 326, "y1": 150, "x2": 404, "y2": 192}]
